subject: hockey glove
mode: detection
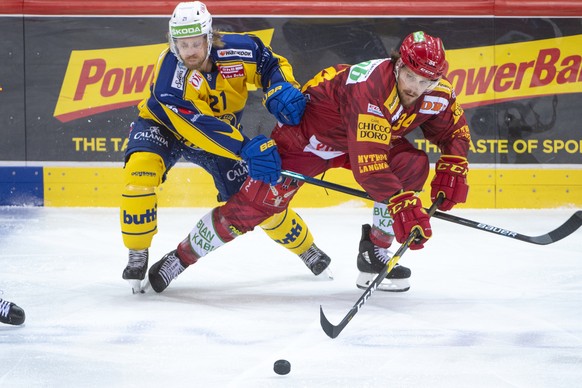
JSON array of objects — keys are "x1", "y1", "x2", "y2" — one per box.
[
  {"x1": 240, "y1": 135, "x2": 282, "y2": 186},
  {"x1": 431, "y1": 155, "x2": 469, "y2": 211},
  {"x1": 387, "y1": 191, "x2": 432, "y2": 250},
  {"x1": 263, "y1": 82, "x2": 306, "y2": 126}
]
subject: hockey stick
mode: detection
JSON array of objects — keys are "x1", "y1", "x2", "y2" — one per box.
[
  {"x1": 319, "y1": 195, "x2": 444, "y2": 339},
  {"x1": 281, "y1": 170, "x2": 582, "y2": 245}
]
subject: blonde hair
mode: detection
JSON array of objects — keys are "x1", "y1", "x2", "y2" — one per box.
[{"x1": 212, "y1": 30, "x2": 224, "y2": 48}]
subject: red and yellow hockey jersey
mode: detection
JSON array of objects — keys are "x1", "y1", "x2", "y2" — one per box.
[{"x1": 298, "y1": 58, "x2": 471, "y2": 202}]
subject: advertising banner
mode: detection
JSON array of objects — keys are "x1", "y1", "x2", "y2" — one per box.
[
  {"x1": 1, "y1": 6, "x2": 581, "y2": 208},
  {"x1": 10, "y1": 16, "x2": 582, "y2": 165},
  {"x1": 0, "y1": 16, "x2": 26, "y2": 161}
]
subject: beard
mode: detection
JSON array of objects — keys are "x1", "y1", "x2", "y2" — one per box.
[
  {"x1": 182, "y1": 55, "x2": 207, "y2": 71},
  {"x1": 399, "y1": 89, "x2": 420, "y2": 107}
]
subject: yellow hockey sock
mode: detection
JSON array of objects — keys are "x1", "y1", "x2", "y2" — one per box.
[
  {"x1": 120, "y1": 152, "x2": 164, "y2": 250},
  {"x1": 260, "y1": 208, "x2": 314, "y2": 255}
]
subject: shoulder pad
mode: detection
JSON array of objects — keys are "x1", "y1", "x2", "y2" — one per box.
[
  {"x1": 213, "y1": 33, "x2": 256, "y2": 60},
  {"x1": 432, "y1": 78, "x2": 455, "y2": 97}
]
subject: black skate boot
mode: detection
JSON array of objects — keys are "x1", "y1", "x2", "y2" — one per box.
[
  {"x1": 356, "y1": 224, "x2": 411, "y2": 292},
  {"x1": 122, "y1": 249, "x2": 149, "y2": 294},
  {"x1": 299, "y1": 243, "x2": 332, "y2": 277},
  {"x1": 0, "y1": 298, "x2": 25, "y2": 325},
  {"x1": 148, "y1": 250, "x2": 188, "y2": 293}
]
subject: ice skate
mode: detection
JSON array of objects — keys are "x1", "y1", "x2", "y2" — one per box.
[
  {"x1": 0, "y1": 298, "x2": 25, "y2": 326},
  {"x1": 299, "y1": 243, "x2": 333, "y2": 279},
  {"x1": 148, "y1": 250, "x2": 187, "y2": 293},
  {"x1": 356, "y1": 224, "x2": 411, "y2": 292},
  {"x1": 122, "y1": 249, "x2": 149, "y2": 294}
]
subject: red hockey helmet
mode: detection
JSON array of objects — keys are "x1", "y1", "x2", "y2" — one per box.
[{"x1": 399, "y1": 31, "x2": 447, "y2": 80}]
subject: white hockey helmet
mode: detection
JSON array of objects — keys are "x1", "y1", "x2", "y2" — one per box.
[{"x1": 169, "y1": 1, "x2": 213, "y2": 61}]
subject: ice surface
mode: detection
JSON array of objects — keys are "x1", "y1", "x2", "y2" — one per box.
[{"x1": 1, "y1": 206, "x2": 581, "y2": 387}]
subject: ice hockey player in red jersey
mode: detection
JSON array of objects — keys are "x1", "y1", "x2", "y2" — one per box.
[{"x1": 148, "y1": 30, "x2": 471, "y2": 293}]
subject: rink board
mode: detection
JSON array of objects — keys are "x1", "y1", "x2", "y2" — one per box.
[{"x1": 1, "y1": 165, "x2": 580, "y2": 209}]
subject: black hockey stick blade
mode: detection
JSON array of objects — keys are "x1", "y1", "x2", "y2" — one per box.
[
  {"x1": 545, "y1": 210, "x2": 582, "y2": 243},
  {"x1": 319, "y1": 254, "x2": 394, "y2": 339},
  {"x1": 282, "y1": 170, "x2": 582, "y2": 245},
  {"x1": 433, "y1": 210, "x2": 582, "y2": 245},
  {"x1": 320, "y1": 305, "x2": 356, "y2": 339},
  {"x1": 319, "y1": 196, "x2": 443, "y2": 339}
]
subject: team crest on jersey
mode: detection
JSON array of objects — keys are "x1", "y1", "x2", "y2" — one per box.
[
  {"x1": 419, "y1": 95, "x2": 449, "y2": 115},
  {"x1": 171, "y1": 66, "x2": 187, "y2": 90},
  {"x1": 189, "y1": 71, "x2": 204, "y2": 90},
  {"x1": 218, "y1": 64, "x2": 245, "y2": 79},
  {"x1": 346, "y1": 59, "x2": 385, "y2": 85},
  {"x1": 367, "y1": 103, "x2": 383, "y2": 117},
  {"x1": 262, "y1": 178, "x2": 299, "y2": 208},
  {"x1": 217, "y1": 49, "x2": 253, "y2": 58},
  {"x1": 218, "y1": 113, "x2": 237, "y2": 126}
]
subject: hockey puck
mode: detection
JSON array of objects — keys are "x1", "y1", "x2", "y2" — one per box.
[{"x1": 273, "y1": 359, "x2": 291, "y2": 375}]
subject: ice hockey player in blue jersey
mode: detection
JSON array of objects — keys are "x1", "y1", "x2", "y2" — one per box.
[{"x1": 120, "y1": 1, "x2": 331, "y2": 293}]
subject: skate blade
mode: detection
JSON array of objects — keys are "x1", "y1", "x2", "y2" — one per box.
[
  {"x1": 140, "y1": 278, "x2": 152, "y2": 294},
  {"x1": 356, "y1": 273, "x2": 410, "y2": 292},
  {"x1": 127, "y1": 279, "x2": 150, "y2": 294},
  {"x1": 315, "y1": 266, "x2": 334, "y2": 281}
]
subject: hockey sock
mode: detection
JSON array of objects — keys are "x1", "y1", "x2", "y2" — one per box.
[
  {"x1": 260, "y1": 208, "x2": 314, "y2": 255},
  {"x1": 372, "y1": 201, "x2": 395, "y2": 248},
  {"x1": 120, "y1": 152, "x2": 164, "y2": 250},
  {"x1": 179, "y1": 209, "x2": 234, "y2": 265}
]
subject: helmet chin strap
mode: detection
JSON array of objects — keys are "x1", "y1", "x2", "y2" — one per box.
[
  {"x1": 206, "y1": 32, "x2": 213, "y2": 61},
  {"x1": 393, "y1": 58, "x2": 403, "y2": 84}
]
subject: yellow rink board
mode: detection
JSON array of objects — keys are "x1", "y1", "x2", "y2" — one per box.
[{"x1": 43, "y1": 166, "x2": 582, "y2": 208}]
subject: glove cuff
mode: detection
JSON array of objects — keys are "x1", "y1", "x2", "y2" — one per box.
[
  {"x1": 388, "y1": 191, "x2": 419, "y2": 216},
  {"x1": 440, "y1": 154, "x2": 468, "y2": 165}
]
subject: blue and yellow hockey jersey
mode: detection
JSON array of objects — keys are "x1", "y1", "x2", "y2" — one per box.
[{"x1": 138, "y1": 33, "x2": 300, "y2": 160}]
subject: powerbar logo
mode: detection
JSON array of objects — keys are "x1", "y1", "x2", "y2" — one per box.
[
  {"x1": 53, "y1": 29, "x2": 274, "y2": 123},
  {"x1": 446, "y1": 34, "x2": 582, "y2": 107},
  {"x1": 53, "y1": 33, "x2": 582, "y2": 125},
  {"x1": 356, "y1": 114, "x2": 391, "y2": 145},
  {"x1": 54, "y1": 44, "x2": 166, "y2": 122}
]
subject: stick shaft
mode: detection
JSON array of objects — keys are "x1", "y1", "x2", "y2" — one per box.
[{"x1": 282, "y1": 170, "x2": 582, "y2": 245}]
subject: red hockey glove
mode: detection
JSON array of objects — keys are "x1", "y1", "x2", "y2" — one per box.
[
  {"x1": 431, "y1": 155, "x2": 469, "y2": 211},
  {"x1": 387, "y1": 191, "x2": 432, "y2": 250}
]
